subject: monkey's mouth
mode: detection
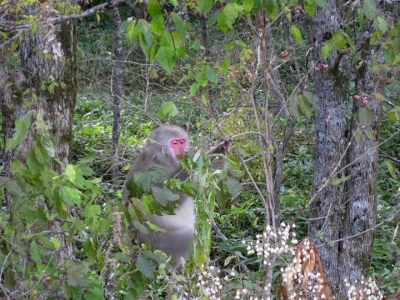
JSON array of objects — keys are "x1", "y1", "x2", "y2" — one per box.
[{"x1": 176, "y1": 152, "x2": 188, "y2": 161}]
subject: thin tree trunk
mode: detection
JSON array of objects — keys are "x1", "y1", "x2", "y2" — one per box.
[{"x1": 111, "y1": 1, "x2": 123, "y2": 182}]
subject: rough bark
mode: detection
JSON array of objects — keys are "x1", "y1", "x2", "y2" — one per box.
[
  {"x1": 309, "y1": 0, "x2": 392, "y2": 297},
  {"x1": 308, "y1": 0, "x2": 352, "y2": 294},
  {"x1": 338, "y1": 0, "x2": 390, "y2": 296},
  {"x1": 1, "y1": 6, "x2": 78, "y2": 264},
  {"x1": 2, "y1": 22, "x2": 77, "y2": 172}
]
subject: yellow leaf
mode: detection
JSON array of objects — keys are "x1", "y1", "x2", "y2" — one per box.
[{"x1": 373, "y1": 92, "x2": 385, "y2": 101}]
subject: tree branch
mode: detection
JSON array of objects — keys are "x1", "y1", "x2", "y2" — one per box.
[{"x1": 0, "y1": 0, "x2": 127, "y2": 49}]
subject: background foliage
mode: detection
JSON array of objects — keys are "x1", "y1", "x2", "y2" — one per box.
[{"x1": 0, "y1": 0, "x2": 399, "y2": 299}]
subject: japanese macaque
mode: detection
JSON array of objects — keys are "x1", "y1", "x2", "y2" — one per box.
[{"x1": 123, "y1": 125, "x2": 231, "y2": 265}]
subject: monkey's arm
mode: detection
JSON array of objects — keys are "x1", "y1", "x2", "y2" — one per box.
[
  {"x1": 206, "y1": 136, "x2": 232, "y2": 156},
  {"x1": 206, "y1": 136, "x2": 232, "y2": 170}
]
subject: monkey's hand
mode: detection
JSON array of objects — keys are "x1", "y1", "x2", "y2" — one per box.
[{"x1": 207, "y1": 136, "x2": 232, "y2": 156}]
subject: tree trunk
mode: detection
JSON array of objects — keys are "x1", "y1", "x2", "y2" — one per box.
[
  {"x1": 309, "y1": 0, "x2": 391, "y2": 297},
  {"x1": 338, "y1": 0, "x2": 389, "y2": 296},
  {"x1": 111, "y1": 1, "x2": 123, "y2": 182},
  {"x1": 3, "y1": 22, "x2": 77, "y2": 172},
  {"x1": 1, "y1": 9, "x2": 78, "y2": 264},
  {"x1": 308, "y1": 0, "x2": 352, "y2": 294}
]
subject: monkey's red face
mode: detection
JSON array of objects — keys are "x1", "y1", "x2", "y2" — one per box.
[{"x1": 170, "y1": 138, "x2": 188, "y2": 161}]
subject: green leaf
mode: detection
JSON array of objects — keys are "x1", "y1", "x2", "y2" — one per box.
[
  {"x1": 169, "y1": 31, "x2": 182, "y2": 47},
  {"x1": 157, "y1": 101, "x2": 179, "y2": 118},
  {"x1": 67, "y1": 265, "x2": 90, "y2": 288},
  {"x1": 6, "y1": 110, "x2": 33, "y2": 150},
  {"x1": 41, "y1": 134, "x2": 55, "y2": 158},
  {"x1": 152, "y1": 186, "x2": 178, "y2": 206},
  {"x1": 35, "y1": 111, "x2": 49, "y2": 133},
  {"x1": 189, "y1": 41, "x2": 202, "y2": 51},
  {"x1": 148, "y1": 44, "x2": 158, "y2": 62},
  {"x1": 200, "y1": 93, "x2": 208, "y2": 105},
  {"x1": 363, "y1": 0, "x2": 377, "y2": 20},
  {"x1": 146, "y1": 220, "x2": 167, "y2": 232},
  {"x1": 384, "y1": 48, "x2": 394, "y2": 64},
  {"x1": 385, "y1": 160, "x2": 396, "y2": 179},
  {"x1": 195, "y1": 71, "x2": 208, "y2": 87},
  {"x1": 217, "y1": 3, "x2": 243, "y2": 33},
  {"x1": 242, "y1": 0, "x2": 253, "y2": 14},
  {"x1": 373, "y1": 92, "x2": 385, "y2": 101},
  {"x1": 291, "y1": 25, "x2": 302, "y2": 43},
  {"x1": 264, "y1": 0, "x2": 278, "y2": 19},
  {"x1": 136, "y1": 256, "x2": 156, "y2": 279},
  {"x1": 331, "y1": 175, "x2": 350, "y2": 185},
  {"x1": 65, "y1": 164, "x2": 76, "y2": 184},
  {"x1": 34, "y1": 145, "x2": 48, "y2": 165},
  {"x1": 79, "y1": 164, "x2": 95, "y2": 176},
  {"x1": 358, "y1": 107, "x2": 373, "y2": 126},
  {"x1": 358, "y1": 8, "x2": 366, "y2": 26},
  {"x1": 217, "y1": 11, "x2": 228, "y2": 33},
  {"x1": 60, "y1": 186, "x2": 82, "y2": 206},
  {"x1": 375, "y1": 16, "x2": 387, "y2": 33},
  {"x1": 190, "y1": 83, "x2": 199, "y2": 96},
  {"x1": 83, "y1": 238, "x2": 97, "y2": 261},
  {"x1": 314, "y1": 0, "x2": 326, "y2": 7},
  {"x1": 1, "y1": 175, "x2": 23, "y2": 202},
  {"x1": 126, "y1": 20, "x2": 137, "y2": 41},
  {"x1": 304, "y1": 0, "x2": 316, "y2": 17},
  {"x1": 205, "y1": 66, "x2": 218, "y2": 85},
  {"x1": 149, "y1": 15, "x2": 165, "y2": 35},
  {"x1": 30, "y1": 241, "x2": 43, "y2": 263},
  {"x1": 82, "y1": 205, "x2": 102, "y2": 218},
  {"x1": 155, "y1": 46, "x2": 175, "y2": 73},
  {"x1": 370, "y1": 59, "x2": 380, "y2": 73},
  {"x1": 363, "y1": 129, "x2": 375, "y2": 141},
  {"x1": 387, "y1": 107, "x2": 400, "y2": 122},
  {"x1": 38, "y1": 235, "x2": 55, "y2": 249},
  {"x1": 370, "y1": 30, "x2": 381, "y2": 45},
  {"x1": 288, "y1": 94, "x2": 300, "y2": 120},
  {"x1": 220, "y1": 58, "x2": 230, "y2": 73},
  {"x1": 31, "y1": 20, "x2": 39, "y2": 34},
  {"x1": 55, "y1": 194, "x2": 68, "y2": 219},
  {"x1": 50, "y1": 237, "x2": 61, "y2": 250},
  {"x1": 322, "y1": 43, "x2": 333, "y2": 59},
  {"x1": 332, "y1": 31, "x2": 347, "y2": 50},
  {"x1": 138, "y1": 20, "x2": 154, "y2": 54},
  {"x1": 175, "y1": 45, "x2": 187, "y2": 59},
  {"x1": 225, "y1": 177, "x2": 243, "y2": 198},
  {"x1": 298, "y1": 95, "x2": 313, "y2": 118},
  {"x1": 147, "y1": 0, "x2": 161, "y2": 17},
  {"x1": 48, "y1": 82, "x2": 55, "y2": 94},
  {"x1": 302, "y1": 91, "x2": 318, "y2": 107},
  {"x1": 25, "y1": 150, "x2": 40, "y2": 174},
  {"x1": 352, "y1": 51, "x2": 362, "y2": 64},
  {"x1": 197, "y1": 0, "x2": 214, "y2": 13},
  {"x1": 171, "y1": 13, "x2": 186, "y2": 40}
]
